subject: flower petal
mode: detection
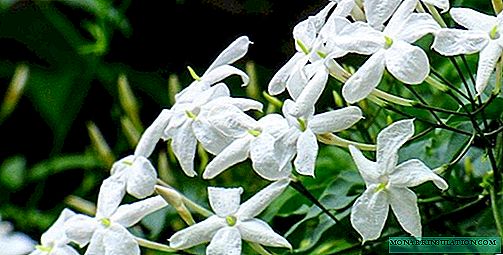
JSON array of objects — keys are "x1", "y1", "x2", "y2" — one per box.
[
  {"x1": 291, "y1": 68, "x2": 328, "y2": 117},
  {"x1": 350, "y1": 185, "x2": 389, "y2": 242},
  {"x1": 206, "y1": 227, "x2": 242, "y2": 255},
  {"x1": 103, "y1": 225, "x2": 140, "y2": 255},
  {"x1": 171, "y1": 120, "x2": 198, "y2": 177},
  {"x1": 203, "y1": 65, "x2": 249, "y2": 87},
  {"x1": 208, "y1": 104, "x2": 258, "y2": 138},
  {"x1": 432, "y1": 29, "x2": 489, "y2": 56},
  {"x1": 134, "y1": 109, "x2": 171, "y2": 158},
  {"x1": 237, "y1": 179, "x2": 290, "y2": 220},
  {"x1": 111, "y1": 196, "x2": 168, "y2": 227},
  {"x1": 294, "y1": 129, "x2": 318, "y2": 177},
  {"x1": 169, "y1": 216, "x2": 226, "y2": 250},
  {"x1": 286, "y1": 59, "x2": 310, "y2": 100},
  {"x1": 336, "y1": 21, "x2": 384, "y2": 55},
  {"x1": 348, "y1": 145, "x2": 380, "y2": 186},
  {"x1": 205, "y1": 36, "x2": 252, "y2": 74},
  {"x1": 249, "y1": 132, "x2": 284, "y2": 180},
  {"x1": 126, "y1": 156, "x2": 157, "y2": 198},
  {"x1": 96, "y1": 174, "x2": 126, "y2": 219},
  {"x1": 41, "y1": 208, "x2": 76, "y2": 245},
  {"x1": 385, "y1": 41, "x2": 429, "y2": 84},
  {"x1": 238, "y1": 219, "x2": 291, "y2": 249},
  {"x1": 226, "y1": 98, "x2": 263, "y2": 112},
  {"x1": 395, "y1": 13, "x2": 440, "y2": 43},
  {"x1": 309, "y1": 106, "x2": 363, "y2": 134},
  {"x1": 64, "y1": 215, "x2": 98, "y2": 248},
  {"x1": 268, "y1": 53, "x2": 306, "y2": 96},
  {"x1": 376, "y1": 119, "x2": 414, "y2": 173},
  {"x1": 390, "y1": 159, "x2": 448, "y2": 190},
  {"x1": 193, "y1": 118, "x2": 233, "y2": 155},
  {"x1": 476, "y1": 41, "x2": 502, "y2": 94},
  {"x1": 83, "y1": 230, "x2": 105, "y2": 255},
  {"x1": 363, "y1": 0, "x2": 401, "y2": 29},
  {"x1": 342, "y1": 50, "x2": 386, "y2": 103},
  {"x1": 208, "y1": 187, "x2": 243, "y2": 217},
  {"x1": 203, "y1": 137, "x2": 251, "y2": 179},
  {"x1": 422, "y1": 0, "x2": 449, "y2": 12},
  {"x1": 293, "y1": 18, "x2": 317, "y2": 52},
  {"x1": 384, "y1": 0, "x2": 418, "y2": 36},
  {"x1": 450, "y1": 8, "x2": 496, "y2": 31},
  {"x1": 388, "y1": 187, "x2": 421, "y2": 237},
  {"x1": 52, "y1": 245, "x2": 80, "y2": 255}
]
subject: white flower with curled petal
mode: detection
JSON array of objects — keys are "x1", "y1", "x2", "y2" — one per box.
[
  {"x1": 281, "y1": 99, "x2": 363, "y2": 176},
  {"x1": 364, "y1": 0, "x2": 449, "y2": 29},
  {"x1": 339, "y1": 0, "x2": 440, "y2": 103},
  {"x1": 349, "y1": 119, "x2": 448, "y2": 242},
  {"x1": 203, "y1": 104, "x2": 291, "y2": 181},
  {"x1": 64, "y1": 177, "x2": 168, "y2": 255},
  {"x1": 169, "y1": 179, "x2": 292, "y2": 255},
  {"x1": 30, "y1": 209, "x2": 78, "y2": 255},
  {"x1": 175, "y1": 36, "x2": 252, "y2": 104},
  {"x1": 0, "y1": 218, "x2": 35, "y2": 255},
  {"x1": 433, "y1": 8, "x2": 503, "y2": 94}
]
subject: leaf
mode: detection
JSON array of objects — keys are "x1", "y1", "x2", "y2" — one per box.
[
  {"x1": 0, "y1": 156, "x2": 26, "y2": 190},
  {"x1": 28, "y1": 154, "x2": 103, "y2": 182}
]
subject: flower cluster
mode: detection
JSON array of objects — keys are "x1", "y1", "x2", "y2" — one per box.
[{"x1": 22, "y1": 0, "x2": 503, "y2": 253}]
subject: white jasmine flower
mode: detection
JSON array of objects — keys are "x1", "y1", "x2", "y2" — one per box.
[
  {"x1": 164, "y1": 84, "x2": 262, "y2": 177},
  {"x1": 65, "y1": 177, "x2": 168, "y2": 255},
  {"x1": 30, "y1": 209, "x2": 78, "y2": 255},
  {"x1": 282, "y1": 99, "x2": 363, "y2": 176},
  {"x1": 203, "y1": 104, "x2": 291, "y2": 180},
  {"x1": 175, "y1": 36, "x2": 252, "y2": 104},
  {"x1": 0, "y1": 218, "x2": 35, "y2": 255},
  {"x1": 169, "y1": 179, "x2": 292, "y2": 254},
  {"x1": 433, "y1": 8, "x2": 503, "y2": 94},
  {"x1": 349, "y1": 119, "x2": 448, "y2": 242},
  {"x1": 364, "y1": 0, "x2": 449, "y2": 29},
  {"x1": 339, "y1": 0, "x2": 440, "y2": 103}
]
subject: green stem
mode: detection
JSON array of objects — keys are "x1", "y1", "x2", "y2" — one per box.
[
  {"x1": 248, "y1": 242, "x2": 273, "y2": 255},
  {"x1": 317, "y1": 133, "x2": 376, "y2": 151},
  {"x1": 371, "y1": 89, "x2": 416, "y2": 106},
  {"x1": 425, "y1": 3, "x2": 447, "y2": 27},
  {"x1": 494, "y1": 56, "x2": 502, "y2": 94},
  {"x1": 135, "y1": 237, "x2": 176, "y2": 253},
  {"x1": 157, "y1": 179, "x2": 213, "y2": 217},
  {"x1": 490, "y1": 186, "x2": 503, "y2": 237}
]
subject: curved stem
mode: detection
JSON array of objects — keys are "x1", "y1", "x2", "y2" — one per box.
[
  {"x1": 135, "y1": 237, "x2": 176, "y2": 253},
  {"x1": 248, "y1": 242, "x2": 273, "y2": 255},
  {"x1": 490, "y1": 186, "x2": 503, "y2": 238},
  {"x1": 157, "y1": 179, "x2": 213, "y2": 217},
  {"x1": 371, "y1": 89, "x2": 416, "y2": 106},
  {"x1": 317, "y1": 133, "x2": 376, "y2": 151}
]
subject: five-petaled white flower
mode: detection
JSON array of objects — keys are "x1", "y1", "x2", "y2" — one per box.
[
  {"x1": 169, "y1": 179, "x2": 292, "y2": 255},
  {"x1": 0, "y1": 217, "x2": 35, "y2": 255},
  {"x1": 64, "y1": 177, "x2": 168, "y2": 255},
  {"x1": 364, "y1": 0, "x2": 449, "y2": 29},
  {"x1": 349, "y1": 119, "x2": 448, "y2": 242},
  {"x1": 282, "y1": 99, "x2": 363, "y2": 176},
  {"x1": 30, "y1": 209, "x2": 78, "y2": 255},
  {"x1": 339, "y1": 0, "x2": 440, "y2": 103},
  {"x1": 433, "y1": 8, "x2": 503, "y2": 94}
]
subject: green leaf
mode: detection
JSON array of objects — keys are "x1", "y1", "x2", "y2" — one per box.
[
  {"x1": 28, "y1": 154, "x2": 103, "y2": 182},
  {"x1": 0, "y1": 156, "x2": 26, "y2": 190}
]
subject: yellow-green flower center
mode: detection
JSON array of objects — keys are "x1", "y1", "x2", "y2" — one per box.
[
  {"x1": 36, "y1": 245, "x2": 52, "y2": 253},
  {"x1": 384, "y1": 36, "x2": 393, "y2": 49},
  {"x1": 100, "y1": 218, "x2": 111, "y2": 228},
  {"x1": 316, "y1": 50, "x2": 327, "y2": 59},
  {"x1": 185, "y1": 110, "x2": 197, "y2": 120},
  {"x1": 226, "y1": 215, "x2": 237, "y2": 226},
  {"x1": 297, "y1": 118, "x2": 307, "y2": 132},
  {"x1": 248, "y1": 129, "x2": 261, "y2": 137},
  {"x1": 490, "y1": 25, "x2": 500, "y2": 40},
  {"x1": 187, "y1": 66, "x2": 202, "y2": 81},
  {"x1": 296, "y1": 39, "x2": 310, "y2": 55}
]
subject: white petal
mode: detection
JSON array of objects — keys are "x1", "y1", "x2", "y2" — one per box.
[
  {"x1": 203, "y1": 65, "x2": 249, "y2": 87},
  {"x1": 376, "y1": 119, "x2": 414, "y2": 173},
  {"x1": 364, "y1": 0, "x2": 401, "y2": 29},
  {"x1": 208, "y1": 104, "x2": 258, "y2": 138},
  {"x1": 450, "y1": 8, "x2": 496, "y2": 31},
  {"x1": 390, "y1": 159, "x2": 448, "y2": 190},
  {"x1": 238, "y1": 219, "x2": 291, "y2": 249},
  {"x1": 83, "y1": 230, "x2": 105, "y2": 255},
  {"x1": 169, "y1": 216, "x2": 226, "y2": 249},
  {"x1": 395, "y1": 13, "x2": 440, "y2": 43},
  {"x1": 0, "y1": 233, "x2": 35, "y2": 255},
  {"x1": 96, "y1": 175, "x2": 126, "y2": 219},
  {"x1": 422, "y1": 0, "x2": 449, "y2": 12},
  {"x1": 291, "y1": 68, "x2": 328, "y2": 116},
  {"x1": 385, "y1": 41, "x2": 429, "y2": 84},
  {"x1": 348, "y1": 145, "x2": 380, "y2": 186},
  {"x1": 250, "y1": 132, "x2": 284, "y2": 180},
  {"x1": 384, "y1": 0, "x2": 418, "y2": 36},
  {"x1": 293, "y1": 19, "x2": 317, "y2": 52},
  {"x1": 342, "y1": 50, "x2": 386, "y2": 103},
  {"x1": 205, "y1": 36, "x2": 252, "y2": 74},
  {"x1": 388, "y1": 187, "x2": 421, "y2": 237},
  {"x1": 336, "y1": 22, "x2": 384, "y2": 55},
  {"x1": 111, "y1": 196, "x2": 168, "y2": 227},
  {"x1": 237, "y1": 179, "x2": 290, "y2": 220},
  {"x1": 331, "y1": 0, "x2": 356, "y2": 17},
  {"x1": 103, "y1": 225, "x2": 140, "y2": 255},
  {"x1": 432, "y1": 29, "x2": 489, "y2": 56},
  {"x1": 268, "y1": 53, "x2": 306, "y2": 95},
  {"x1": 174, "y1": 81, "x2": 210, "y2": 105},
  {"x1": 41, "y1": 208, "x2": 75, "y2": 245},
  {"x1": 309, "y1": 106, "x2": 363, "y2": 134},
  {"x1": 208, "y1": 187, "x2": 243, "y2": 217},
  {"x1": 350, "y1": 186, "x2": 389, "y2": 242},
  {"x1": 203, "y1": 137, "x2": 251, "y2": 179},
  {"x1": 126, "y1": 156, "x2": 157, "y2": 199},
  {"x1": 476, "y1": 41, "x2": 502, "y2": 94},
  {"x1": 294, "y1": 129, "x2": 318, "y2": 176},
  {"x1": 193, "y1": 118, "x2": 233, "y2": 155},
  {"x1": 134, "y1": 109, "x2": 171, "y2": 158},
  {"x1": 64, "y1": 215, "x2": 98, "y2": 248},
  {"x1": 286, "y1": 59, "x2": 310, "y2": 100},
  {"x1": 226, "y1": 98, "x2": 263, "y2": 112},
  {"x1": 206, "y1": 227, "x2": 242, "y2": 255},
  {"x1": 171, "y1": 120, "x2": 198, "y2": 177},
  {"x1": 52, "y1": 245, "x2": 80, "y2": 255},
  {"x1": 110, "y1": 155, "x2": 135, "y2": 176}
]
